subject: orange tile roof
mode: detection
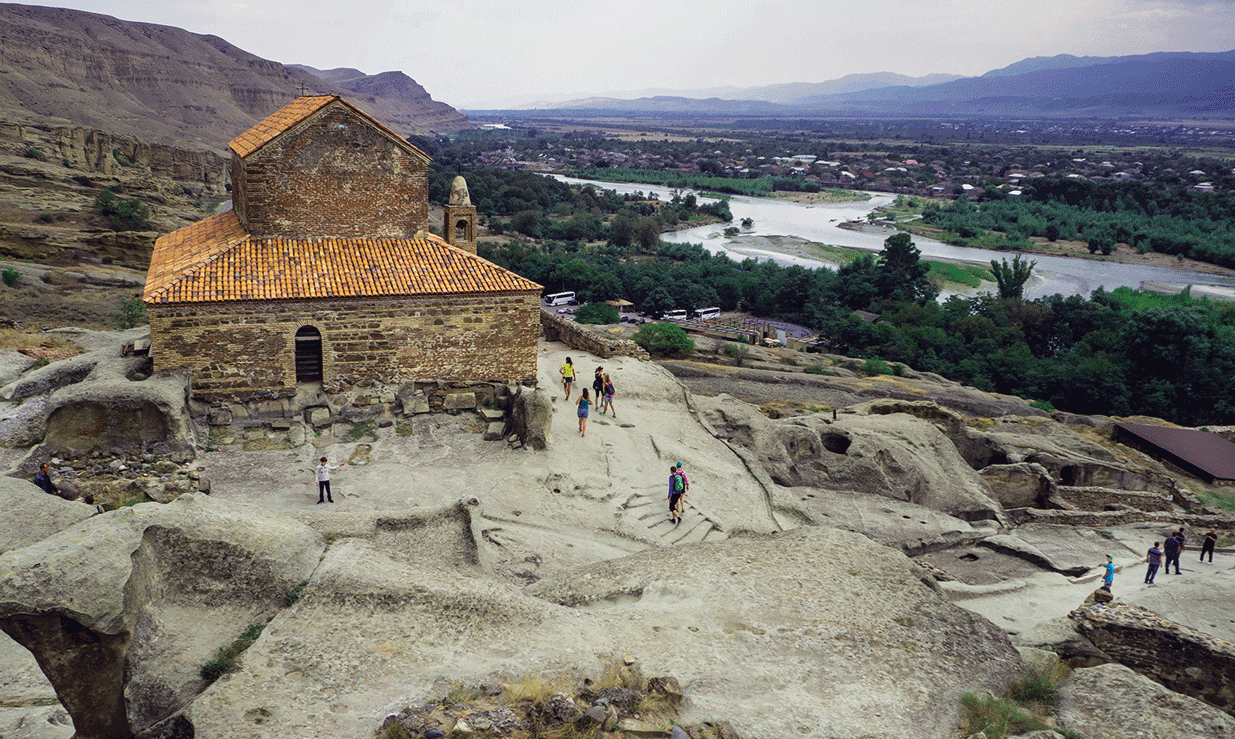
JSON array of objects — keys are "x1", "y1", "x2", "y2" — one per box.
[
  {"x1": 228, "y1": 95, "x2": 429, "y2": 161},
  {"x1": 144, "y1": 217, "x2": 540, "y2": 305}
]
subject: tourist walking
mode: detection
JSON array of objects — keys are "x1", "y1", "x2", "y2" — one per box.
[
  {"x1": 560, "y1": 357, "x2": 575, "y2": 401},
  {"x1": 315, "y1": 456, "x2": 345, "y2": 504},
  {"x1": 1145, "y1": 542, "x2": 1162, "y2": 584},
  {"x1": 672, "y1": 462, "x2": 689, "y2": 521},
  {"x1": 601, "y1": 373, "x2": 616, "y2": 418},
  {"x1": 668, "y1": 464, "x2": 686, "y2": 525},
  {"x1": 1201, "y1": 527, "x2": 1218, "y2": 563},
  {"x1": 1163, "y1": 532, "x2": 1181, "y2": 574},
  {"x1": 1101, "y1": 554, "x2": 1115, "y2": 592},
  {"x1": 576, "y1": 388, "x2": 590, "y2": 436},
  {"x1": 33, "y1": 462, "x2": 60, "y2": 497},
  {"x1": 593, "y1": 366, "x2": 605, "y2": 411},
  {"x1": 1174, "y1": 529, "x2": 1188, "y2": 564}
]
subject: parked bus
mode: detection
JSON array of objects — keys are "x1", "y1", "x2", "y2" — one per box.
[
  {"x1": 693, "y1": 307, "x2": 721, "y2": 320},
  {"x1": 543, "y1": 291, "x2": 576, "y2": 307},
  {"x1": 663, "y1": 309, "x2": 688, "y2": 321}
]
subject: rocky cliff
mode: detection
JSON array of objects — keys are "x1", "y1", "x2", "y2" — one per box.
[{"x1": 0, "y1": 4, "x2": 469, "y2": 153}]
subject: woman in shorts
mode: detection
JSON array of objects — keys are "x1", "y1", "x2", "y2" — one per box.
[{"x1": 576, "y1": 388, "x2": 590, "y2": 436}]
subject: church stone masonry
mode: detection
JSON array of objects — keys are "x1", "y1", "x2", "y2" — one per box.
[{"x1": 143, "y1": 95, "x2": 541, "y2": 402}]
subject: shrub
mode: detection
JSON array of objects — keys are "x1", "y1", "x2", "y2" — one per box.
[
  {"x1": 200, "y1": 620, "x2": 270, "y2": 682},
  {"x1": 2, "y1": 268, "x2": 20, "y2": 287},
  {"x1": 804, "y1": 365, "x2": 836, "y2": 376},
  {"x1": 859, "y1": 357, "x2": 891, "y2": 376},
  {"x1": 22, "y1": 147, "x2": 47, "y2": 161},
  {"x1": 574, "y1": 302, "x2": 619, "y2": 325},
  {"x1": 111, "y1": 297, "x2": 146, "y2": 329},
  {"x1": 724, "y1": 342, "x2": 751, "y2": 366},
  {"x1": 1007, "y1": 666, "x2": 1060, "y2": 706},
  {"x1": 1029, "y1": 399, "x2": 1055, "y2": 412},
  {"x1": 632, "y1": 322, "x2": 694, "y2": 357},
  {"x1": 94, "y1": 188, "x2": 153, "y2": 231}
]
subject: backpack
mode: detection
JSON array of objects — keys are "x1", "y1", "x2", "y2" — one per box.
[{"x1": 672, "y1": 473, "x2": 684, "y2": 493}]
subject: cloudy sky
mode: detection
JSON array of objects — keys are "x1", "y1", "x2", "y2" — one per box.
[{"x1": 18, "y1": 0, "x2": 1235, "y2": 108}]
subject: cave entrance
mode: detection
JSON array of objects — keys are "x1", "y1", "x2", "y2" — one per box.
[{"x1": 294, "y1": 326, "x2": 323, "y2": 382}]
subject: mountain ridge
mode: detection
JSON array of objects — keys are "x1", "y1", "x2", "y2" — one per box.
[{"x1": 0, "y1": 3, "x2": 469, "y2": 152}]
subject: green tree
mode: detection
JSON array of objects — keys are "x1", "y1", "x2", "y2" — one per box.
[
  {"x1": 94, "y1": 189, "x2": 153, "y2": 231},
  {"x1": 635, "y1": 218, "x2": 661, "y2": 253},
  {"x1": 112, "y1": 296, "x2": 147, "y2": 329},
  {"x1": 574, "y1": 302, "x2": 619, "y2": 325},
  {"x1": 990, "y1": 255, "x2": 1037, "y2": 300},
  {"x1": 876, "y1": 233, "x2": 937, "y2": 305},
  {"x1": 641, "y1": 286, "x2": 676, "y2": 317},
  {"x1": 632, "y1": 322, "x2": 694, "y2": 357}
]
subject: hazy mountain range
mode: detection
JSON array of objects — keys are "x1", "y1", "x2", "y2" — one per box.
[
  {"x1": 507, "y1": 50, "x2": 1235, "y2": 118},
  {"x1": 1, "y1": 1, "x2": 1231, "y2": 153}
]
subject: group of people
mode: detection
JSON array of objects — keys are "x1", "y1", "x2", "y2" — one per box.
[
  {"x1": 1101, "y1": 527, "x2": 1222, "y2": 592},
  {"x1": 1144, "y1": 527, "x2": 1220, "y2": 584},
  {"x1": 559, "y1": 358, "x2": 616, "y2": 437}
]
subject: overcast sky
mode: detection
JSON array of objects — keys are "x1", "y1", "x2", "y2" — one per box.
[{"x1": 17, "y1": 0, "x2": 1235, "y2": 108}]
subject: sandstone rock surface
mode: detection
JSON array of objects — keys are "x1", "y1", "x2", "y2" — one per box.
[
  {"x1": 1058, "y1": 663, "x2": 1235, "y2": 738},
  {"x1": 0, "y1": 494, "x2": 323, "y2": 739}
]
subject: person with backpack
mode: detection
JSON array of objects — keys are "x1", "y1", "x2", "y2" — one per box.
[
  {"x1": 668, "y1": 465, "x2": 685, "y2": 525},
  {"x1": 1162, "y1": 532, "x2": 1181, "y2": 574},
  {"x1": 593, "y1": 366, "x2": 605, "y2": 411},
  {"x1": 673, "y1": 462, "x2": 690, "y2": 521},
  {"x1": 601, "y1": 373, "x2": 616, "y2": 418}
]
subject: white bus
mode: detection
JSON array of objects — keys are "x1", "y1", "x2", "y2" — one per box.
[
  {"x1": 543, "y1": 291, "x2": 576, "y2": 306},
  {"x1": 693, "y1": 307, "x2": 721, "y2": 320},
  {"x1": 663, "y1": 309, "x2": 688, "y2": 321}
]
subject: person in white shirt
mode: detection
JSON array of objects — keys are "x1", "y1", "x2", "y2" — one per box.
[{"x1": 316, "y1": 456, "x2": 345, "y2": 504}]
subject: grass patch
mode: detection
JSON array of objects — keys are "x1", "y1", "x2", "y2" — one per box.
[
  {"x1": 200, "y1": 620, "x2": 270, "y2": 682},
  {"x1": 804, "y1": 365, "x2": 837, "y2": 376},
  {"x1": 961, "y1": 694, "x2": 1050, "y2": 738},
  {"x1": 395, "y1": 422, "x2": 414, "y2": 437},
  {"x1": 1197, "y1": 490, "x2": 1235, "y2": 513},
  {"x1": 341, "y1": 420, "x2": 379, "y2": 443},
  {"x1": 926, "y1": 259, "x2": 992, "y2": 289},
  {"x1": 503, "y1": 672, "x2": 571, "y2": 703}
]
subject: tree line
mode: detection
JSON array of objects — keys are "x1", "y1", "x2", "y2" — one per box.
[{"x1": 481, "y1": 231, "x2": 1235, "y2": 426}]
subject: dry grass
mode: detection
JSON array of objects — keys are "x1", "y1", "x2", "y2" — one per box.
[{"x1": 503, "y1": 672, "x2": 571, "y2": 704}]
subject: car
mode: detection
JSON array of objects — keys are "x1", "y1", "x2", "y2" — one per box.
[{"x1": 557, "y1": 307, "x2": 574, "y2": 314}]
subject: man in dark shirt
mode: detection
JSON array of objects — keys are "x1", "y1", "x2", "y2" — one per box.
[
  {"x1": 1201, "y1": 528, "x2": 1218, "y2": 563},
  {"x1": 1162, "y1": 533, "x2": 1181, "y2": 575},
  {"x1": 33, "y1": 463, "x2": 59, "y2": 497}
]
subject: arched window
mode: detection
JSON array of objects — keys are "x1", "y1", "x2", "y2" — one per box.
[
  {"x1": 294, "y1": 326, "x2": 322, "y2": 382},
  {"x1": 455, "y1": 219, "x2": 470, "y2": 241}
]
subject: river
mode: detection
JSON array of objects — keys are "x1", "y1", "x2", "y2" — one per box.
[{"x1": 554, "y1": 176, "x2": 1235, "y2": 300}]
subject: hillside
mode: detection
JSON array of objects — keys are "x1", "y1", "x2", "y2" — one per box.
[{"x1": 0, "y1": 3, "x2": 469, "y2": 152}]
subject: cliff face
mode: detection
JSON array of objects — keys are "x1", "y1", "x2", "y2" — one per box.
[{"x1": 0, "y1": 4, "x2": 470, "y2": 152}]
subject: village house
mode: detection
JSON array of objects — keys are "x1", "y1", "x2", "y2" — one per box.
[{"x1": 143, "y1": 95, "x2": 541, "y2": 403}]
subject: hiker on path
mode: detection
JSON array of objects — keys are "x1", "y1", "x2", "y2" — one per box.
[
  {"x1": 560, "y1": 357, "x2": 575, "y2": 402},
  {"x1": 601, "y1": 373, "x2": 616, "y2": 417},
  {"x1": 668, "y1": 464, "x2": 686, "y2": 525},
  {"x1": 593, "y1": 366, "x2": 605, "y2": 410},
  {"x1": 673, "y1": 462, "x2": 690, "y2": 521},
  {"x1": 33, "y1": 462, "x2": 60, "y2": 497},
  {"x1": 315, "y1": 456, "x2": 345, "y2": 504},
  {"x1": 1163, "y1": 531, "x2": 1182, "y2": 574},
  {"x1": 1101, "y1": 554, "x2": 1115, "y2": 592},
  {"x1": 1202, "y1": 527, "x2": 1218, "y2": 563},
  {"x1": 576, "y1": 388, "x2": 590, "y2": 437},
  {"x1": 1145, "y1": 542, "x2": 1162, "y2": 584}
]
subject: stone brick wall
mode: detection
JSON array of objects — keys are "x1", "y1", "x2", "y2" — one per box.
[
  {"x1": 149, "y1": 293, "x2": 539, "y2": 401},
  {"x1": 1071, "y1": 602, "x2": 1235, "y2": 715},
  {"x1": 233, "y1": 103, "x2": 428, "y2": 239},
  {"x1": 1055, "y1": 485, "x2": 1176, "y2": 513},
  {"x1": 540, "y1": 311, "x2": 650, "y2": 361}
]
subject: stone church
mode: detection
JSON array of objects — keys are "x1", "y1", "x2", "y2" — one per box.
[{"x1": 143, "y1": 95, "x2": 541, "y2": 402}]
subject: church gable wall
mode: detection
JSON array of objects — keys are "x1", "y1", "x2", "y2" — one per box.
[
  {"x1": 148, "y1": 293, "x2": 539, "y2": 401},
  {"x1": 237, "y1": 103, "x2": 428, "y2": 239}
]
